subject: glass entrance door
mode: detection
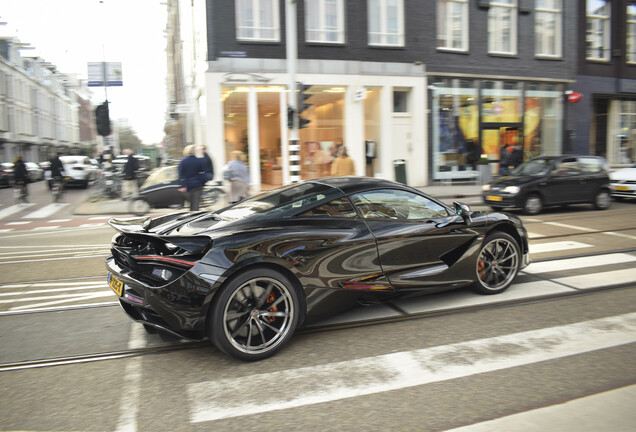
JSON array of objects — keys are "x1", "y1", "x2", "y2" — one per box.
[{"x1": 481, "y1": 126, "x2": 523, "y2": 176}]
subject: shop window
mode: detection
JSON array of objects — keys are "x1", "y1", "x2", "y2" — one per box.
[
  {"x1": 535, "y1": 0, "x2": 562, "y2": 58},
  {"x1": 525, "y1": 83, "x2": 563, "y2": 158},
  {"x1": 236, "y1": 0, "x2": 280, "y2": 42},
  {"x1": 586, "y1": 0, "x2": 611, "y2": 61},
  {"x1": 393, "y1": 90, "x2": 408, "y2": 113},
  {"x1": 488, "y1": 0, "x2": 517, "y2": 55},
  {"x1": 368, "y1": 0, "x2": 404, "y2": 47},
  {"x1": 437, "y1": 0, "x2": 469, "y2": 52},
  {"x1": 305, "y1": 0, "x2": 345, "y2": 43},
  {"x1": 628, "y1": 4, "x2": 636, "y2": 64}
]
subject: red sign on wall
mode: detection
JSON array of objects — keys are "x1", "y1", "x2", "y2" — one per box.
[{"x1": 567, "y1": 92, "x2": 583, "y2": 103}]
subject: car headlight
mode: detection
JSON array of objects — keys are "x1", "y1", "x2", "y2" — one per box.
[
  {"x1": 482, "y1": 184, "x2": 491, "y2": 192},
  {"x1": 502, "y1": 186, "x2": 520, "y2": 194}
]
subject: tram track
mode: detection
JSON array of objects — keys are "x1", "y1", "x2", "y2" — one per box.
[{"x1": 1, "y1": 282, "x2": 634, "y2": 373}]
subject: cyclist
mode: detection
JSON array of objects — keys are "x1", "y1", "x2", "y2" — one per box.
[
  {"x1": 49, "y1": 152, "x2": 67, "y2": 201},
  {"x1": 13, "y1": 155, "x2": 30, "y2": 203}
]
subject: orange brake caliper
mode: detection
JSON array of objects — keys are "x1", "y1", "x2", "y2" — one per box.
[{"x1": 266, "y1": 292, "x2": 278, "y2": 323}]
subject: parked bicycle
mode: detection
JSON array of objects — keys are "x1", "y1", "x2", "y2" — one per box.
[{"x1": 88, "y1": 170, "x2": 122, "y2": 202}]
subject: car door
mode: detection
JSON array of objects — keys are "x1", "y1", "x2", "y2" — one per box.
[
  {"x1": 544, "y1": 157, "x2": 587, "y2": 204},
  {"x1": 349, "y1": 189, "x2": 477, "y2": 291}
]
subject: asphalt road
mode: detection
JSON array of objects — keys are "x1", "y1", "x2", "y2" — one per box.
[{"x1": 0, "y1": 193, "x2": 635, "y2": 431}]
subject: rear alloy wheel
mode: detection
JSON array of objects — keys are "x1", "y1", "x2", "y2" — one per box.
[
  {"x1": 594, "y1": 190, "x2": 611, "y2": 210},
  {"x1": 128, "y1": 198, "x2": 150, "y2": 216},
  {"x1": 209, "y1": 268, "x2": 300, "y2": 361},
  {"x1": 472, "y1": 232, "x2": 520, "y2": 294},
  {"x1": 523, "y1": 194, "x2": 542, "y2": 215}
]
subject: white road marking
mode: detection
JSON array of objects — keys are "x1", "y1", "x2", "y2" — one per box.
[
  {"x1": 0, "y1": 284, "x2": 107, "y2": 297},
  {"x1": 526, "y1": 232, "x2": 545, "y2": 238},
  {"x1": 115, "y1": 324, "x2": 146, "y2": 432},
  {"x1": 0, "y1": 301, "x2": 119, "y2": 316},
  {"x1": 0, "y1": 203, "x2": 36, "y2": 219},
  {"x1": 187, "y1": 313, "x2": 636, "y2": 423},
  {"x1": 79, "y1": 223, "x2": 106, "y2": 228},
  {"x1": 445, "y1": 385, "x2": 636, "y2": 432},
  {"x1": 32, "y1": 226, "x2": 61, "y2": 231},
  {"x1": 0, "y1": 290, "x2": 113, "y2": 305},
  {"x1": 9, "y1": 292, "x2": 113, "y2": 311},
  {"x1": 6, "y1": 221, "x2": 30, "y2": 225},
  {"x1": 0, "y1": 254, "x2": 108, "y2": 265},
  {"x1": 0, "y1": 229, "x2": 12, "y2": 233},
  {"x1": 604, "y1": 231, "x2": 636, "y2": 240},
  {"x1": 522, "y1": 253, "x2": 636, "y2": 275},
  {"x1": 49, "y1": 219, "x2": 71, "y2": 223},
  {"x1": 544, "y1": 221, "x2": 596, "y2": 232},
  {"x1": 529, "y1": 241, "x2": 591, "y2": 254},
  {"x1": 555, "y1": 268, "x2": 636, "y2": 290},
  {"x1": 24, "y1": 203, "x2": 68, "y2": 218},
  {"x1": 0, "y1": 280, "x2": 104, "y2": 289}
]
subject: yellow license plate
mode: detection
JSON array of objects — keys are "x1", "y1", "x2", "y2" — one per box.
[
  {"x1": 487, "y1": 195, "x2": 503, "y2": 202},
  {"x1": 615, "y1": 185, "x2": 629, "y2": 191},
  {"x1": 109, "y1": 274, "x2": 124, "y2": 296}
]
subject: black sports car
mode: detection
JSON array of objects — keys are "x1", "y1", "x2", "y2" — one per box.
[{"x1": 106, "y1": 177, "x2": 530, "y2": 360}]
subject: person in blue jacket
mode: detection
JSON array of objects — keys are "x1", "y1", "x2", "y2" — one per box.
[{"x1": 178, "y1": 145, "x2": 206, "y2": 211}]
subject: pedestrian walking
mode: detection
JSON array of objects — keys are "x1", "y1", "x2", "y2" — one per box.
[
  {"x1": 122, "y1": 149, "x2": 139, "y2": 200},
  {"x1": 178, "y1": 145, "x2": 207, "y2": 211},
  {"x1": 224, "y1": 150, "x2": 250, "y2": 204},
  {"x1": 12, "y1": 154, "x2": 30, "y2": 202},
  {"x1": 200, "y1": 145, "x2": 214, "y2": 182},
  {"x1": 330, "y1": 146, "x2": 356, "y2": 176}
]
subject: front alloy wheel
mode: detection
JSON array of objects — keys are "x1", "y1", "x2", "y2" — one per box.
[
  {"x1": 523, "y1": 194, "x2": 542, "y2": 215},
  {"x1": 209, "y1": 268, "x2": 300, "y2": 361},
  {"x1": 594, "y1": 190, "x2": 611, "y2": 210},
  {"x1": 473, "y1": 232, "x2": 520, "y2": 294}
]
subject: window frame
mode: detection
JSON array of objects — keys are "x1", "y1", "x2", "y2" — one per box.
[
  {"x1": 305, "y1": 0, "x2": 345, "y2": 44},
  {"x1": 628, "y1": 3, "x2": 636, "y2": 64},
  {"x1": 535, "y1": 0, "x2": 562, "y2": 58},
  {"x1": 367, "y1": 0, "x2": 405, "y2": 47},
  {"x1": 585, "y1": 0, "x2": 611, "y2": 62},
  {"x1": 436, "y1": 0, "x2": 469, "y2": 52},
  {"x1": 236, "y1": 0, "x2": 281, "y2": 42},
  {"x1": 488, "y1": 0, "x2": 518, "y2": 56}
]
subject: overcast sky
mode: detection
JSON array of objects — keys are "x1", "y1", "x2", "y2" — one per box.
[{"x1": 0, "y1": 0, "x2": 168, "y2": 144}]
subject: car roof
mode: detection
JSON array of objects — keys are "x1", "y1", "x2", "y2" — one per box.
[{"x1": 309, "y1": 176, "x2": 412, "y2": 195}]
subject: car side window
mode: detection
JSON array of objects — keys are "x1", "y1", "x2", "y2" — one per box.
[
  {"x1": 298, "y1": 197, "x2": 357, "y2": 218},
  {"x1": 579, "y1": 157, "x2": 602, "y2": 173},
  {"x1": 350, "y1": 189, "x2": 449, "y2": 220},
  {"x1": 553, "y1": 159, "x2": 581, "y2": 176}
]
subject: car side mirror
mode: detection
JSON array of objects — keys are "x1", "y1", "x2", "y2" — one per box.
[{"x1": 453, "y1": 201, "x2": 472, "y2": 225}]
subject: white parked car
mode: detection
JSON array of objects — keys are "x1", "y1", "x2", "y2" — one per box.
[
  {"x1": 610, "y1": 164, "x2": 636, "y2": 201},
  {"x1": 60, "y1": 156, "x2": 98, "y2": 188}
]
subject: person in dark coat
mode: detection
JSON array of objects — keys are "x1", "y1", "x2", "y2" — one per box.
[
  {"x1": 50, "y1": 152, "x2": 65, "y2": 179},
  {"x1": 122, "y1": 149, "x2": 139, "y2": 199},
  {"x1": 13, "y1": 154, "x2": 30, "y2": 201},
  {"x1": 199, "y1": 145, "x2": 214, "y2": 182},
  {"x1": 178, "y1": 145, "x2": 206, "y2": 211}
]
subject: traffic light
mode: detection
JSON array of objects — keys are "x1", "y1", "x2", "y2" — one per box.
[
  {"x1": 287, "y1": 106, "x2": 295, "y2": 129},
  {"x1": 296, "y1": 83, "x2": 312, "y2": 129},
  {"x1": 95, "y1": 101, "x2": 111, "y2": 136}
]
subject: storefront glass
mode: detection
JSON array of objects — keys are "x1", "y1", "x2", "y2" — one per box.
[
  {"x1": 525, "y1": 83, "x2": 564, "y2": 157},
  {"x1": 431, "y1": 78, "x2": 564, "y2": 181},
  {"x1": 615, "y1": 100, "x2": 636, "y2": 164},
  {"x1": 431, "y1": 78, "x2": 479, "y2": 179},
  {"x1": 297, "y1": 85, "x2": 345, "y2": 180},
  {"x1": 222, "y1": 85, "x2": 249, "y2": 159},
  {"x1": 364, "y1": 87, "x2": 382, "y2": 177}
]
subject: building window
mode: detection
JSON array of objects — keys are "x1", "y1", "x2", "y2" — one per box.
[
  {"x1": 488, "y1": 0, "x2": 517, "y2": 55},
  {"x1": 236, "y1": 0, "x2": 280, "y2": 42},
  {"x1": 305, "y1": 0, "x2": 344, "y2": 43},
  {"x1": 535, "y1": 0, "x2": 562, "y2": 58},
  {"x1": 628, "y1": 4, "x2": 636, "y2": 64},
  {"x1": 368, "y1": 0, "x2": 404, "y2": 47},
  {"x1": 437, "y1": 0, "x2": 468, "y2": 51},
  {"x1": 393, "y1": 90, "x2": 409, "y2": 112},
  {"x1": 586, "y1": 0, "x2": 611, "y2": 61}
]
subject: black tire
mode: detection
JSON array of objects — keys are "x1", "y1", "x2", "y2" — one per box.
[
  {"x1": 128, "y1": 198, "x2": 151, "y2": 216},
  {"x1": 522, "y1": 194, "x2": 542, "y2": 215},
  {"x1": 208, "y1": 268, "x2": 300, "y2": 361},
  {"x1": 593, "y1": 190, "x2": 611, "y2": 210},
  {"x1": 472, "y1": 232, "x2": 521, "y2": 295}
]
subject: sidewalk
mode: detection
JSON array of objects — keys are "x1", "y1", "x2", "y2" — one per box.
[{"x1": 72, "y1": 183, "x2": 484, "y2": 216}]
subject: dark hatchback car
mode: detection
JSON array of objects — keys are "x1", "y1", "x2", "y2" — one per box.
[{"x1": 483, "y1": 155, "x2": 612, "y2": 215}]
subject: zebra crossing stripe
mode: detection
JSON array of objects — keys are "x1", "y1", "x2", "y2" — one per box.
[
  {"x1": 187, "y1": 312, "x2": 636, "y2": 423},
  {"x1": 522, "y1": 253, "x2": 636, "y2": 275}
]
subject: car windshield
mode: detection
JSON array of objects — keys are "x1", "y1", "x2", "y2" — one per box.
[
  {"x1": 217, "y1": 182, "x2": 339, "y2": 221},
  {"x1": 143, "y1": 166, "x2": 178, "y2": 188},
  {"x1": 511, "y1": 159, "x2": 552, "y2": 176}
]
